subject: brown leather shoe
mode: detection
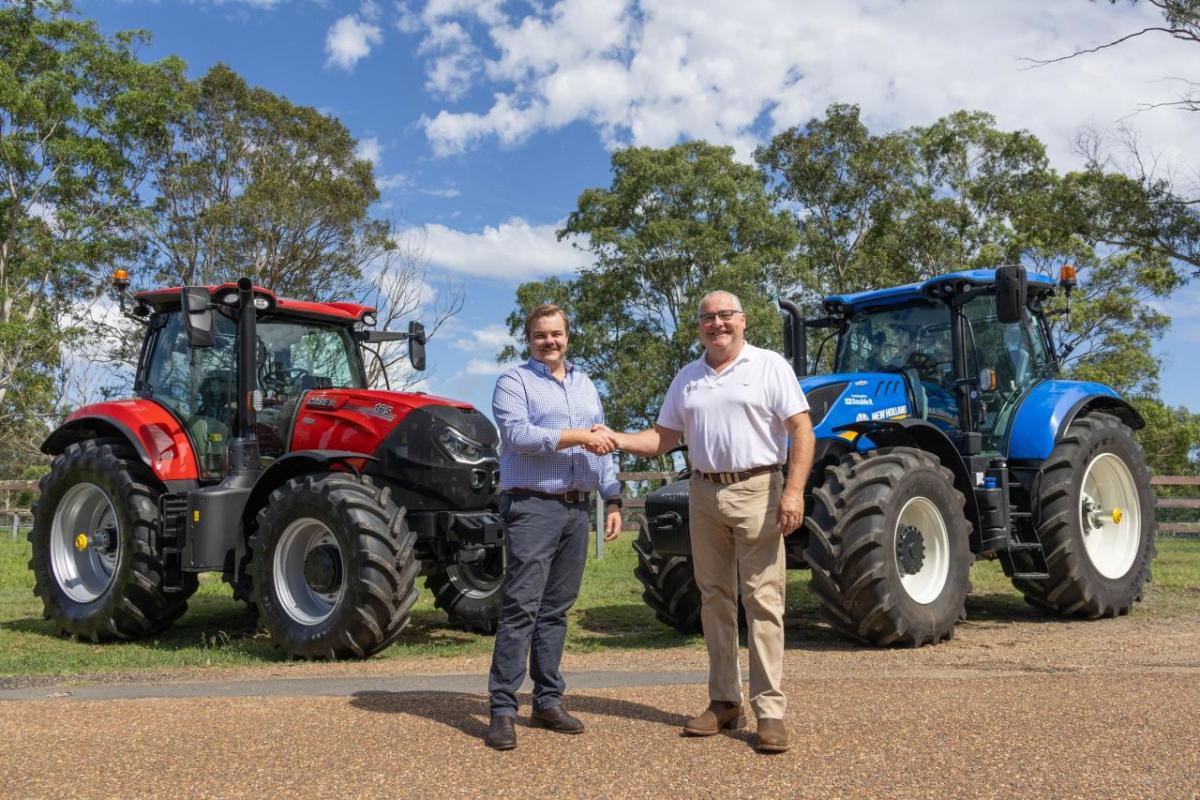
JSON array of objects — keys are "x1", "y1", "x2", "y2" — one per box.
[
  {"x1": 530, "y1": 704, "x2": 585, "y2": 734},
  {"x1": 486, "y1": 715, "x2": 517, "y2": 750},
  {"x1": 756, "y1": 717, "x2": 789, "y2": 753},
  {"x1": 683, "y1": 701, "x2": 744, "y2": 736}
]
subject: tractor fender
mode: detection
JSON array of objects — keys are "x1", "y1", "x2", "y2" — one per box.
[
  {"x1": 830, "y1": 418, "x2": 980, "y2": 533},
  {"x1": 41, "y1": 400, "x2": 200, "y2": 487},
  {"x1": 1006, "y1": 381, "x2": 1144, "y2": 462},
  {"x1": 242, "y1": 450, "x2": 379, "y2": 527}
]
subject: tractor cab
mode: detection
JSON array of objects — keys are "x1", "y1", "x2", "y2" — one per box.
[
  {"x1": 817, "y1": 269, "x2": 1057, "y2": 451},
  {"x1": 134, "y1": 285, "x2": 382, "y2": 478}
]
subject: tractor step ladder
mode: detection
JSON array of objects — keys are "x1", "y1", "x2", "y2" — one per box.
[
  {"x1": 1002, "y1": 510, "x2": 1050, "y2": 580},
  {"x1": 156, "y1": 493, "x2": 188, "y2": 592}
]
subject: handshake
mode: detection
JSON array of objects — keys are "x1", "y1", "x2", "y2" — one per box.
[{"x1": 582, "y1": 423, "x2": 624, "y2": 455}]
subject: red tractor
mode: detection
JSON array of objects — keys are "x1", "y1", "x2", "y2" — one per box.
[{"x1": 29, "y1": 276, "x2": 504, "y2": 659}]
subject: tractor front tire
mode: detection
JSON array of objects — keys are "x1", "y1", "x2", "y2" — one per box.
[
  {"x1": 250, "y1": 473, "x2": 419, "y2": 659},
  {"x1": 29, "y1": 439, "x2": 197, "y2": 641},
  {"x1": 632, "y1": 519, "x2": 703, "y2": 635},
  {"x1": 1013, "y1": 413, "x2": 1155, "y2": 617},
  {"x1": 805, "y1": 448, "x2": 973, "y2": 647},
  {"x1": 426, "y1": 549, "x2": 504, "y2": 634}
]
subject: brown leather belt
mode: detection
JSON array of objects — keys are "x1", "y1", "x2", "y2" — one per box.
[
  {"x1": 507, "y1": 488, "x2": 593, "y2": 504},
  {"x1": 694, "y1": 464, "x2": 781, "y2": 485}
]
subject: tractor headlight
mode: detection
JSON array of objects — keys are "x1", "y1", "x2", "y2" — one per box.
[{"x1": 435, "y1": 423, "x2": 486, "y2": 464}]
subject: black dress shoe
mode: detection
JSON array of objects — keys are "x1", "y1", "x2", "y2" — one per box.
[
  {"x1": 530, "y1": 704, "x2": 585, "y2": 734},
  {"x1": 486, "y1": 715, "x2": 517, "y2": 750}
]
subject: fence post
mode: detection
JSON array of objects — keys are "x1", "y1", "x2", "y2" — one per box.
[
  {"x1": 10, "y1": 513, "x2": 18, "y2": 543},
  {"x1": 594, "y1": 491, "x2": 604, "y2": 559}
]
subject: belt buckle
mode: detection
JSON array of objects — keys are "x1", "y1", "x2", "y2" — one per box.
[{"x1": 564, "y1": 489, "x2": 583, "y2": 503}]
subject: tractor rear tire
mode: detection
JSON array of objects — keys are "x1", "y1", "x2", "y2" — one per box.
[
  {"x1": 805, "y1": 448, "x2": 973, "y2": 647},
  {"x1": 250, "y1": 473, "x2": 419, "y2": 659},
  {"x1": 1013, "y1": 413, "x2": 1155, "y2": 617},
  {"x1": 632, "y1": 519, "x2": 703, "y2": 635},
  {"x1": 426, "y1": 549, "x2": 504, "y2": 634},
  {"x1": 29, "y1": 439, "x2": 198, "y2": 641}
]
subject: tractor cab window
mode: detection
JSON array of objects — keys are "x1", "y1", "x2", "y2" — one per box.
[
  {"x1": 254, "y1": 319, "x2": 365, "y2": 457},
  {"x1": 836, "y1": 300, "x2": 957, "y2": 428},
  {"x1": 141, "y1": 310, "x2": 365, "y2": 479},
  {"x1": 142, "y1": 310, "x2": 238, "y2": 479},
  {"x1": 962, "y1": 293, "x2": 1049, "y2": 449}
]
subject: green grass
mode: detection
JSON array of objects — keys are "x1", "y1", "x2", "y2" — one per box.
[{"x1": 1, "y1": 535, "x2": 1197, "y2": 679}]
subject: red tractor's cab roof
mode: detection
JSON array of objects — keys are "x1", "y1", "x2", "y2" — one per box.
[{"x1": 135, "y1": 284, "x2": 376, "y2": 325}]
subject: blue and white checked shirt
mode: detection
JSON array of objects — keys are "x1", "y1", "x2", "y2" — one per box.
[{"x1": 492, "y1": 358, "x2": 620, "y2": 499}]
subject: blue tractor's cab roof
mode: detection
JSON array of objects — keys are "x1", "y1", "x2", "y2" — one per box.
[{"x1": 823, "y1": 269, "x2": 1057, "y2": 314}]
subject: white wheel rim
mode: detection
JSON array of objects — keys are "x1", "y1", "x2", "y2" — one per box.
[
  {"x1": 895, "y1": 496, "x2": 950, "y2": 605},
  {"x1": 1079, "y1": 452, "x2": 1141, "y2": 579},
  {"x1": 50, "y1": 483, "x2": 120, "y2": 603},
  {"x1": 273, "y1": 518, "x2": 345, "y2": 626}
]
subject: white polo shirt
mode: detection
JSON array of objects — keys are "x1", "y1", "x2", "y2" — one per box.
[{"x1": 657, "y1": 343, "x2": 809, "y2": 473}]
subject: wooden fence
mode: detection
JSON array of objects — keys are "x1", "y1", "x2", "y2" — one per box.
[
  {"x1": 4, "y1": 475, "x2": 1199, "y2": 547},
  {"x1": 598, "y1": 472, "x2": 1200, "y2": 555}
]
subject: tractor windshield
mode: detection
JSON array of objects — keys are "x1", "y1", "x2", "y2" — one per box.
[
  {"x1": 141, "y1": 310, "x2": 365, "y2": 478},
  {"x1": 835, "y1": 300, "x2": 954, "y2": 387}
]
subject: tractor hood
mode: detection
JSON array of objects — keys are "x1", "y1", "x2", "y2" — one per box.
[
  {"x1": 798, "y1": 372, "x2": 959, "y2": 437},
  {"x1": 288, "y1": 387, "x2": 500, "y2": 511},
  {"x1": 288, "y1": 388, "x2": 480, "y2": 455}
]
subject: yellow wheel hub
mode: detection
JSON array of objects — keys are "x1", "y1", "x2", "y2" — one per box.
[{"x1": 74, "y1": 533, "x2": 89, "y2": 551}]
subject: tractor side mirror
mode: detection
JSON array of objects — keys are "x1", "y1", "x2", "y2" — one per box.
[
  {"x1": 408, "y1": 320, "x2": 426, "y2": 371},
  {"x1": 995, "y1": 265, "x2": 1027, "y2": 325},
  {"x1": 182, "y1": 287, "x2": 215, "y2": 348}
]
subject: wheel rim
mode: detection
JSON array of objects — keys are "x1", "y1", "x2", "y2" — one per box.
[
  {"x1": 50, "y1": 483, "x2": 120, "y2": 603},
  {"x1": 894, "y1": 496, "x2": 950, "y2": 604},
  {"x1": 1079, "y1": 453, "x2": 1141, "y2": 579},
  {"x1": 273, "y1": 518, "x2": 345, "y2": 625},
  {"x1": 450, "y1": 549, "x2": 504, "y2": 599}
]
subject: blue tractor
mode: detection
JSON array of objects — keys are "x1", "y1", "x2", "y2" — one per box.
[{"x1": 634, "y1": 265, "x2": 1156, "y2": 646}]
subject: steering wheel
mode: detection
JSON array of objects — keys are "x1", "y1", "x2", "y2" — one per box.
[{"x1": 906, "y1": 351, "x2": 953, "y2": 384}]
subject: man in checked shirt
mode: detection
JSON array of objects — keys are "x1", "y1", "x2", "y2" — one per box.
[{"x1": 484, "y1": 303, "x2": 622, "y2": 750}]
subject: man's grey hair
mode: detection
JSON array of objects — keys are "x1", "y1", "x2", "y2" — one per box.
[{"x1": 697, "y1": 290, "x2": 744, "y2": 316}]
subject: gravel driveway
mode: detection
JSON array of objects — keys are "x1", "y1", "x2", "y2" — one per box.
[{"x1": 1, "y1": 609, "x2": 1197, "y2": 799}]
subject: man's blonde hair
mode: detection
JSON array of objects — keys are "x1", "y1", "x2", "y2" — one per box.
[{"x1": 524, "y1": 304, "x2": 569, "y2": 339}]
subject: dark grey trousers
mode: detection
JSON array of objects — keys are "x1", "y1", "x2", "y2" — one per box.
[{"x1": 488, "y1": 493, "x2": 591, "y2": 717}]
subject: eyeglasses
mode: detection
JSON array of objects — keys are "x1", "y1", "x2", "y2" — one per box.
[{"x1": 698, "y1": 310, "x2": 744, "y2": 325}]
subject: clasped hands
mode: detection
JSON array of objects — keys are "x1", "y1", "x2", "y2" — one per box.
[{"x1": 582, "y1": 423, "x2": 623, "y2": 455}]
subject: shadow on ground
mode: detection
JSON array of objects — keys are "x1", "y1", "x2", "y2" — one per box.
[
  {"x1": 0, "y1": 600, "x2": 481, "y2": 662},
  {"x1": 349, "y1": 689, "x2": 697, "y2": 742}
]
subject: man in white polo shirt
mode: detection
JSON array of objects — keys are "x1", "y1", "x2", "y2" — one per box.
[{"x1": 595, "y1": 290, "x2": 814, "y2": 753}]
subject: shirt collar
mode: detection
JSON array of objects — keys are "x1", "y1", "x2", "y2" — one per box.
[
  {"x1": 698, "y1": 342, "x2": 756, "y2": 376},
  {"x1": 527, "y1": 357, "x2": 573, "y2": 378}
]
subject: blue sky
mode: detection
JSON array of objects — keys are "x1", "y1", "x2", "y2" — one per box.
[{"x1": 79, "y1": 0, "x2": 1200, "y2": 419}]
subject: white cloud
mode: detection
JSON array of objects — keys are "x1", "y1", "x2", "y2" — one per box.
[
  {"x1": 420, "y1": 21, "x2": 480, "y2": 100},
  {"x1": 356, "y1": 136, "x2": 383, "y2": 166},
  {"x1": 421, "y1": 186, "x2": 461, "y2": 198},
  {"x1": 194, "y1": 0, "x2": 290, "y2": 8},
  {"x1": 464, "y1": 358, "x2": 512, "y2": 376},
  {"x1": 410, "y1": 0, "x2": 1199, "y2": 169},
  {"x1": 454, "y1": 323, "x2": 518, "y2": 353},
  {"x1": 418, "y1": 217, "x2": 592, "y2": 278},
  {"x1": 325, "y1": 14, "x2": 384, "y2": 71},
  {"x1": 359, "y1": 0, "x2": 383, "y2": 22},
  {"x1": 376, "y1": 172, "x2": 413, "y2": 191}
]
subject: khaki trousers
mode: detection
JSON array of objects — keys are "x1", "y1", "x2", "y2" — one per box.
[{"x1": 688, "y1": 470, "x2": 786, "y2": 720}]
